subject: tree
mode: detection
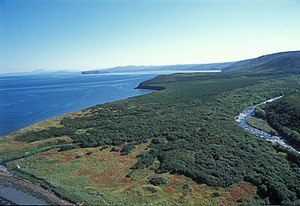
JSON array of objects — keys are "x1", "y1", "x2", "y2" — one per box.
[
  {"x1": 149, "y1": 177, "x2": 168, "y2": 186},
  {"x1": 255, "y1": 107, "x2": 266, "y2": 119}
]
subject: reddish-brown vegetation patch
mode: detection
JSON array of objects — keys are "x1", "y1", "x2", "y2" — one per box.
[
  {"x1": 70, "y1": 144, "x2": 149, "y2": 189},
  {"x1": 119, "y1": 177, "x2": 131, "y2": 184},
  {"x1": 38, "y1": 151, "x2": 75, "y2": 163},
  {"x1": 91, "y1": 169, "x2": 116, "y2": 180},
  {"x1": 164, "y1": 176, "x2": 179, "y2": 193},
  {"x1": 124, "y1": 185, "x2": 134, "y2": 193},
  {"x1": 220, "y1": 181, "x2": 256, "y2": 205}
]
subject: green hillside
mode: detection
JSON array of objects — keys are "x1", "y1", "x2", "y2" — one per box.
[
  {"x1": 1, "y1": 51, "x2": 300, "y2": 205},
  {"x1": 224, "y1": 51, "x2": 300, "y2": 76},
  {"x1": 266, "y1": 93, "x2": 300, "y2": 146}
]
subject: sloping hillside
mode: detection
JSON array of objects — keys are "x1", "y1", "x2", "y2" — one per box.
[
  {"x1": 224, "y1": 51, "x2": 300, "y2": 76},
  {"x1": 266, "y1": 93, "x2": 300, "y2": 147},
  {"x1": 82, "y1": 51, "x2": 300, "y2": 76}
]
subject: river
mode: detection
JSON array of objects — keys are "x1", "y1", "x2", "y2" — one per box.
[{"x1": 236, "y1": 96, "x2": 300, "y2": 154}]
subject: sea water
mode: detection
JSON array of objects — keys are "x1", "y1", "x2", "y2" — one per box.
[{"x1": 0, "y1": 73, "x2": 156, "y2": 136}]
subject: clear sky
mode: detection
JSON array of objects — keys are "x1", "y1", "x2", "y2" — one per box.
[{"x1": 1, "y1": 0, "x2": 300, "y2": 73}]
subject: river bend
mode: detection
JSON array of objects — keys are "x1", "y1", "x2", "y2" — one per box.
[{"x1": 236, "y1": 96, "x2": 300, "y2": 154}]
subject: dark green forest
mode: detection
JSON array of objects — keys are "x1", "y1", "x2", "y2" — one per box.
[
  {"x1": 14, "y1": 52, "x2": 300, "y2": 205},
  {"x1": 266, "y1": 93, "x2": 300, "y2": 147}
]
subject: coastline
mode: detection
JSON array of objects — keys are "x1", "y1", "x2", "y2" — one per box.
[
  {"x1": 0, "y1": 73, "x2": 156, "y2": 137},
  {"x1": 0, "y1": 171, "x2": 72, "y2": 205},
  {"x1": 135, "y1": 84, "x2": 165, "y2": 91},
  {"x1": 0, "y1": 77, "x2": 160, "y2": 205},
  {"x1": 0, "y1": 72, "x2": 219, "y2": 205}
]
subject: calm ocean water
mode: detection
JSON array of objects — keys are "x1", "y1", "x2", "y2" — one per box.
[{"x1": 0, "y1": 73, "x2": 156, "y2": 136}]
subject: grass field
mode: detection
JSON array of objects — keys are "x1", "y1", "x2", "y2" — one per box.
[
  {"x1": 5, "y1": 142, "x2": 256, "y2": 205},
  {"x1": 0, "y1": 110, "x2": 90, "y2": 161}
]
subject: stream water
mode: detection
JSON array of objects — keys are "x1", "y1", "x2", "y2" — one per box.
[{"x1": 236, "y1": 96, "x2": 300, "y2": 153}]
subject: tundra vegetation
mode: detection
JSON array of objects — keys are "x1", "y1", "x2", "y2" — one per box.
[{"x1": 1, "y1": 52, "x2": 300, "y2": 205}]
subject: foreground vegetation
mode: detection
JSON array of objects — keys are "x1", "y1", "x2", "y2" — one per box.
[
  {"x1": 1, "y1": 52, "x2": 300, "y2": 205},
  {"x1": 5, "y1": 142, "x2": 257, "y2": 205}
]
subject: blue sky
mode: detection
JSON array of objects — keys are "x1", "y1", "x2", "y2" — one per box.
[{"x1": 1, "y1": 0, "x2": 300, "y2": 73}]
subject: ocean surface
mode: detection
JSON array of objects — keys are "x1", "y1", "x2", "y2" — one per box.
[{"x1": 0, "y1": 73, "x2": 156, "y2": 136}]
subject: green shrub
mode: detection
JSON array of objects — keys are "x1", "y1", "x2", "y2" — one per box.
[
  {"x1": 211, "y1": 192, "x2": 220, "y2": 198},
  {"x1": 75, "y1": 154, "x2": 81, "y2": 158},
  {"x1": 149, "y1": 177, "x2": 168, "y2": 186},
  {"x1": 59, "y1": 145, "x2": 77, "y2": 152},
  {"x1": 111, "y1": 147, "x2": 120, "y2": 152},
  {"x1": 86, "y1": 151, "x2": 93, "y2": 156},
  {"x1": 255, "y1": 107, "x2": 266, "y2": 119},
  {"x1": 100, "y1": 145, "x2": 109, "y2": 151},
  {"x1": 120, "y1": 144, "x2": 135, "y2": 155}
]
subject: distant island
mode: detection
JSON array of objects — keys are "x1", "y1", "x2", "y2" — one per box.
[{"x1": 82, "y1": 70, "x2": 110, "y2": 74}]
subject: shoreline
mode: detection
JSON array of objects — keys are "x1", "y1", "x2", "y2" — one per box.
[
  {"x1": 0, "y1": 73, "x2": 158, "y2": 138},
  {"x1": 135, "y1": 84, "x2": 165, "y2": 91},
  {"x1": 0, "y1": 171, "x2": 72, "y2": 205},
  {"x1": 0, "y1": 78, "x2": 161, "y2": 205}
]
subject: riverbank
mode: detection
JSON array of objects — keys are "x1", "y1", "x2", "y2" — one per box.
[
  {"x1": 236, "y1": 96, "x2": 300, "y2": 153},
  {"x1": 0, "y1": 170, "x2": 72, "y2": 205}
]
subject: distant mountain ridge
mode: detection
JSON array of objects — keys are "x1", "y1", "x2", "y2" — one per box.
[
  {"x1": 0, "y1": 69, "x2": 78, "y2": 76},
  {"x1": 81, "y1": 62, "x2": 233, "y2": 74},
  {"x1": 82, "y1": 50, "x2": 300, "y2": 75}
]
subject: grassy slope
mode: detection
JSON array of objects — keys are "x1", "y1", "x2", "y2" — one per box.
[
  {"x1": 0, "y1": 110, "x2": 88, "y2": 161},
  {"x1": 223, "y1": 50, "x2": 300, "y2": 76},
  {"x1": 1, "y1": 72, "x2": 300, "y2": 205}
]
